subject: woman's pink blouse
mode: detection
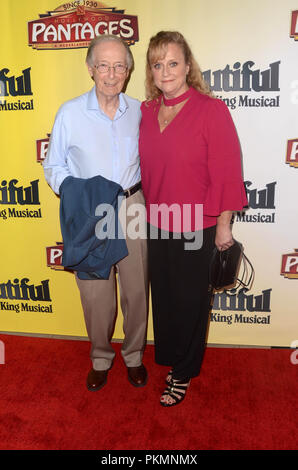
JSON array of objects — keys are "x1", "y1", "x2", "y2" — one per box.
[{"x1": 139, "y1": 87, "x2": 248, "y2": 232}]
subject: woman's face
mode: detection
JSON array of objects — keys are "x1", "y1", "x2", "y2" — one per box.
[{"x1": 150, "y1": 42, "x2": 190, "y2": 99}]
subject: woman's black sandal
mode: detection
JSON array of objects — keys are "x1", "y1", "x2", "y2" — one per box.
[
  {"x1": 160, "y1": 378, "x2": 191, "y2": 407},
  {"x1": 165, "y1": 369, "x2": 173, "y2": 384}
]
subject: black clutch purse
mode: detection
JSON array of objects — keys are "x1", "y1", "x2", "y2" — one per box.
[{"x1": 209, "y1": 239, "x2": 254, "y2": 291}]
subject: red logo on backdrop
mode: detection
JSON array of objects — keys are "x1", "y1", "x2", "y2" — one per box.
[
  {"x1": 46, "y1": 243, "x2": 64, "y2": 269},
  {"x1": 290, "y1": 10, "x2": 298, "y2": 40},
  {"x1": 286, "y1": 139, "x2": 298, "y2": 168},
  {"x1": 36, "y1": 134, "x2": 50, "y2": 163},
  {"x1": 28, "y1": 1, "x2": 139, "y2": 50},
  {"x1": 281, "y1": 250, "x2": 298, "y2": 279}
]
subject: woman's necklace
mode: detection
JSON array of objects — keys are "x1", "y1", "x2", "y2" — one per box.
[
  {"x1": 159, "y1": 87, "x2": 192, "y2": 126},
  {"x1": 162, "y1": 104, "x2": 178, "y2": 124},
  {"x1": 160, "y1": 102, "x2": 182, "y2": 126}
]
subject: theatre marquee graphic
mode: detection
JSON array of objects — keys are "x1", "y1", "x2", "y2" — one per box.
[
  {"x1": 0, "y1": 277, "x2": 53, "y2": 314},
  {"x1": 202, "y1": 60, "x2": 280, "y2": 109},
  {"x1": 286, "y1": 139, "x2": 298, "y2": 168},
  {"x1": 0, "y1": 67, "x2": 34, "y2": 111},
  {"x1": 211, "y1": 287, "x2": 272, "y2": 326},
  {"x1": 290, "y1": 10, "x2": 298, "y2": 41},
  {"x1": 281, "y1": 250, "x2": 298, "y2": 279},
  {"x1": 28, "y1": 1, "x2": 139, "y2": 50},
  {"x1": 36, "y1": 135, "x2": 50, "y2": 163},
  {"x1": 0, "y1": 179, "x2": 42, "y2": 220}
]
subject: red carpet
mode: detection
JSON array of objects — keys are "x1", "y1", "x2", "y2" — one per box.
[{"x1": 0, "y1": 333, "x2": 297, "y2": 450}]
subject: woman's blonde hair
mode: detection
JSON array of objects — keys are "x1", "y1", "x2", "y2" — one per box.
[{"x1": 145, "y1": 31, "x2": 213, "y2": 101}]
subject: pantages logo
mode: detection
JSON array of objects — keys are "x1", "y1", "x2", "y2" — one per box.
[
  {"x1": 46, "y1": 243, "x2": 64, "y2": 269},
  {"x1": 0, "y1": 277, "x2": 53, "y2": 314},
  {"x1": 202, "y1": 60, "x2": 280, "y2": 109},
  {"x1": 281, "y1": 250, "x2": 298, "y2": 279},
  {"x1": 211, "y1": 287, "x2": 272, "y2": 325},
  {"x1": 233, "y1": 180, "x2": 276, "y2": 224},
  {"x1": 0, "y1": 67, "x2": 34, "y2": 112},
  {"x1": 0, "y1": 179, "x2": 42, "y2": 220},
  {"x1": 290, "y1": 10, "x2": 298, "y2": 41},
  {"x1": 28, "y1": 1, "x2": 139, "y2": 50},
  {"x1": 36, "y1": 135, "x2": 50, "y2": 163},
  {"x1": 286, "y1": 139, "x2": 298, "y2": 168}
]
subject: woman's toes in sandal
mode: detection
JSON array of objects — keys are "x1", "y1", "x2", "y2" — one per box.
[{"x1": 160, "y1": 378, "x2": 191, "y2": 407}]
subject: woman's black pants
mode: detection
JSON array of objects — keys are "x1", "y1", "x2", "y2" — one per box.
[{"x1": 148, "y1": 224, "x2": 216, "y2": 381}]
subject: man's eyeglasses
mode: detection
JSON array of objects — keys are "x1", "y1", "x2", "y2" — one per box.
[{"x1": 93, "y1": 64, "x2": 128, "y2": 74}]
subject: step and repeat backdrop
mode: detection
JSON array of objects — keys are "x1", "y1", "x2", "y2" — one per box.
[{"x1": 1, "y1": 0, "x2": 297, "y2": 347}]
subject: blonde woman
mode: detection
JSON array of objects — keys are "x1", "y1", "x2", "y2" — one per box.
[{"x1": 139, "y1": 31, "x2": 247, "y2": 407}]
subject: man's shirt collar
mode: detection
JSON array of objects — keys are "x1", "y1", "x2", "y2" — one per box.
[{"x1": 87, "y1": 86, "x2": 128, "y2": 118}]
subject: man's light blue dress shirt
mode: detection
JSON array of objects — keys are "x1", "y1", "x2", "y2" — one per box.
[{"x1": 43, "y1": 86, "x2": 141, "y2": 194}]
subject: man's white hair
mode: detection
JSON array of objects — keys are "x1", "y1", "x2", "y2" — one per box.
[{"x1": 86, "y1": 35, "x2": 134, "y2": 70}]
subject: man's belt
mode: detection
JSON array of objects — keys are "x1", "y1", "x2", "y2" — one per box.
[{"x1": 123, "y1": 182, "x2": 142, "y2": 198}]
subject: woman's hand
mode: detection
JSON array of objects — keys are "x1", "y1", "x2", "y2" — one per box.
[{"x1": 215, "y1": 211, "x2": 234, "y2": 251}]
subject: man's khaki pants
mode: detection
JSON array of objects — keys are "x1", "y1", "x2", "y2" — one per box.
[{"x1": 75, "y1": 190, "x2": 148, "y2": 371}]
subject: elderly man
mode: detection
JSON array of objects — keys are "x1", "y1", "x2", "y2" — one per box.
[{"x1": 43, "y1": 35, "x2": 148, "y2": 391}]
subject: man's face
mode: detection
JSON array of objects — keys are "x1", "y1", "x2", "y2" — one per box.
[{"x1": 87, "y1": 40, "x2": 129, "y2": 101}]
